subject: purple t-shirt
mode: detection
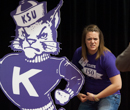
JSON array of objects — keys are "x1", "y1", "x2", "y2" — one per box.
[{"x1": 72, "y1": 47, "x2": 120, "y2": 95}]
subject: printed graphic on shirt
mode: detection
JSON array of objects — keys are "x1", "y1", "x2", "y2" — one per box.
[
  {"x1": 82, "y1": 67, "x2": 102, "y2": 79},
  {"x1": 0, "y1": 0, "x2": 84, "y2": 110},
  {"x1": 79, "y1": 57, "x2": 88, "y2": 67},
  {"x1": 79, "y1": 57, "x2": 102, "y2": 79}
]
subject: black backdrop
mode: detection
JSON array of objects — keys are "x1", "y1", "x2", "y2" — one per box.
[{"x1": 0, "y1": 0, "x2": 130, "y2": 110}]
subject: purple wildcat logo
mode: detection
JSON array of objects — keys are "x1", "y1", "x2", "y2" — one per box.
[
  {"x1": 10, "y1": 0, "x2": 61, "y2": 57},
  {"x1": 0, "y1": 0, "x2": 84, "y2": 110}
]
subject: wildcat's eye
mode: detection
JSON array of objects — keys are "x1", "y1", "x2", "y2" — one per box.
[
  {"x1": 18, "y1": 28, "x2": 29, "y2": 40},
  {"x1": 18, "y1": 32, "x2": 26, "y2": 40},
  {"x1": 23, "y1": 33, "x2": 26, "y2": 37},
  {"x1": 38, "y1": 33, "x2": 48, "y2": 40},
  {"x1": 21, "y1": 29, "x2": 29, "y2": 39},
  {"x1": 22, "y1": 33, "x2": 25, "y2": 38},
  {"x1": 19, "y1": 35, "x2": 25, "y2": 40}
]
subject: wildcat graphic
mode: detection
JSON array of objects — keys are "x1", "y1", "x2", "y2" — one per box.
[{"x1": 0, "y1": 0, "x2": 84, "y2": 110}]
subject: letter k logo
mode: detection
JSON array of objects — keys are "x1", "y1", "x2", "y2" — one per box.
[{"x1": 12, "y1": 66, "x2": 42, "y2": 97}]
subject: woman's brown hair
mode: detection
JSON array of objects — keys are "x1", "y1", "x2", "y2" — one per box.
[{"x1": 82, "y1": 24, "x2": 110, "y2": 60}]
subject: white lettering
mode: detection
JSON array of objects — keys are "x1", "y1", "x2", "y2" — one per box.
[
  {"x1": 12, "y1": 66, "x2": 42, "y2": 97},
  {"x1": 86, "y1": 64, "x2": 96, "y2": 68},
  {"x1": 82, "y1": 67, "x2": 102, "y2": 79}
]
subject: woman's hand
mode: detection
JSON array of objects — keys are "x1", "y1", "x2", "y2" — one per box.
[
  {"x1": 87, "y1": 92, "x2": 100, "y2": 101},
  {"x1": 77, "y1": 93, "x2": 87, "y2": 102},
  {"x1": 86, "y1": 92, "x2": 95, "y2": 101}
]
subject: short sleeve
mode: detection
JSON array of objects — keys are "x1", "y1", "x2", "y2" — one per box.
[
  {"x1": 72, "y1": 47, "x2": 82, "y2": 70},
  {"x1": 102, "y1": 51, "x2": 120, "y2": 78}
]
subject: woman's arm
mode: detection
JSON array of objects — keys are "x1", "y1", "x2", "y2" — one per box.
[
  {"x1": 95, "y1": 74, "x2": 122, "y2": 99},
  {"x1": 86, "y1": 74, "x2": 122, "y2": 101},
  {"x1": 116, "y1": 43, "x2": 130, "y2": 72}
]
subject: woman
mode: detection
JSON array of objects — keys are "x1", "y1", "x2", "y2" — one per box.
[{"x1": 72, "y1": 24, "x2": 122, "y2": 110}]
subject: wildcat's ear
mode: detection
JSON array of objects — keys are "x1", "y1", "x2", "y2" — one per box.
[{"x1": 47, "y1": 0, "x2": 63, "y2": 29}]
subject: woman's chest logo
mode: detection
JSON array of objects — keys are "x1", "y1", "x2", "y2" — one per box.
[{"x1": 82, "y1": 67, "x2": 102, "y2": 79}]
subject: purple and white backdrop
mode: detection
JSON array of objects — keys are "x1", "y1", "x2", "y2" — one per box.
[{"x1": 0, "y1": 0, "x2": 84, "y2": 110}]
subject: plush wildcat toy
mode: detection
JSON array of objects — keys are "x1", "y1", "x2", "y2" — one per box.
[{"x1": 0, "y1": 0, "x2": 84, "y2": 110}]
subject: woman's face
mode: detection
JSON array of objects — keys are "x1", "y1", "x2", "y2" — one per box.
[{"x1": 85, "y1": 31, "x2": 99, "y2": 55}]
